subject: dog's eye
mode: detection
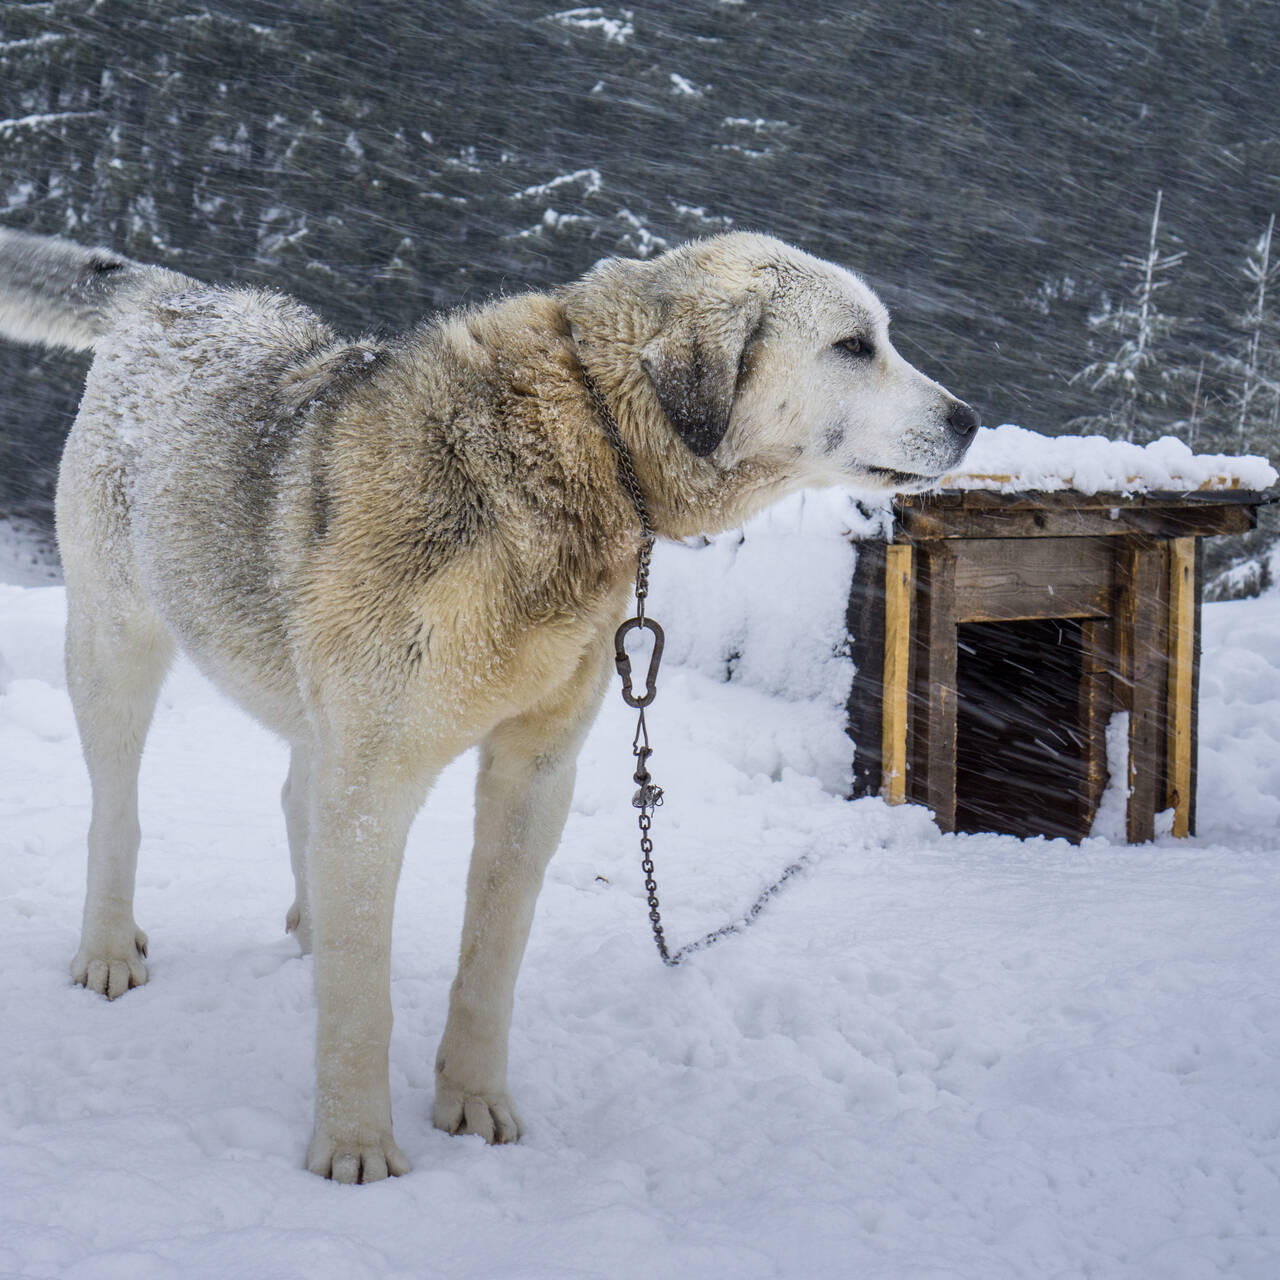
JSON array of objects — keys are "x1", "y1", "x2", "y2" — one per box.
[{"x1": 835, "y1": 336, "x2": 875, "y2": 359}]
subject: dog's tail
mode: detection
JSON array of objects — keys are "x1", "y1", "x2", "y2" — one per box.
[{"x1": 0, "y1": 227, "x2": 145, "y2": 353}]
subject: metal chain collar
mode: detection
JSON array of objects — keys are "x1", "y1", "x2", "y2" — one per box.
[{"x1": 584, "y1": 367, "x2": 807, "y2": 967}]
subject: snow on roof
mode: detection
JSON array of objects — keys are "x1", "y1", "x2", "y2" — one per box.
[{"x1": 941, "y1": 424, "x2": 1278, "y2": 495}]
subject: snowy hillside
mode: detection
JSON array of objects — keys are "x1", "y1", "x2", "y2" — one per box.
[{"x1": 2, "y1": 557, "x2": 1279, "y2": 1276}]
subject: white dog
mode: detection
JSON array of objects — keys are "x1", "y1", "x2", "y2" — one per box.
[{"x1": 0, "y1": 227, "x2": 977, "y2": 1180}]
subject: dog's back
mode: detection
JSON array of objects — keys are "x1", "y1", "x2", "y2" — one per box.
[{"x1": 71, "y1": 279, "x2": 343, "y2": 721}]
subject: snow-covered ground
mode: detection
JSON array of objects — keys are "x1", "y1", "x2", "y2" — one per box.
[{"x1": 2, "y1": 544, "x2": 1280, "y2": 1277}]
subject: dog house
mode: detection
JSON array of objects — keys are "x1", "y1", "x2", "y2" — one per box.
[{"x1": 846, "y1": 480, "x2": 1272, "y2": 843}]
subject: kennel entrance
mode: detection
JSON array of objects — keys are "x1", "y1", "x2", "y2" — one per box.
[
  {"x1": 954, "y1": 617, "x2": 1088, "y2": 840},
  {"x1": 848, "y1": 487, "x2": 1269, "y2": 843}
]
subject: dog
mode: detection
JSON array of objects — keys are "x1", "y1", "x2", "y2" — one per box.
[{"x1": 0, "y1": 226, "x2": 977, "y2": 1181}]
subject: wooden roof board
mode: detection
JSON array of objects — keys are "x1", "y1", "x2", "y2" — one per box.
[{"x1": 889, "y1": 488, "x2": 1275, "y2": 542}]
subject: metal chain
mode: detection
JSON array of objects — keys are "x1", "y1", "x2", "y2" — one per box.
[
  {"x1": 585, "y1": 367, "x2": 808, "y2": 966},
  {"x1": 584, "y1": 370, "x2": 654, "y2": 550}
]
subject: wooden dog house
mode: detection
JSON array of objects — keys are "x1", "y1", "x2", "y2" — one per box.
[{"x1": 847, "y1": 483, "x2": 1271, "y2": 843}]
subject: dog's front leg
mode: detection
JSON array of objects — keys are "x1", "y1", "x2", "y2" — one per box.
[
  {"x1": 304, "y1": 749, "x2": 426, "y2": 1183},
  {"x1": 434, "y1": 652, "x2": 609, "y2": 1143}
]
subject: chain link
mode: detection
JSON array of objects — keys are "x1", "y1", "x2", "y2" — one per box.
[{"x1": 585, "y1": 365, "x2": 807, "y2": 966}]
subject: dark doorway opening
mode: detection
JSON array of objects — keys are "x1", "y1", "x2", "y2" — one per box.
[{"x1": 955, "y1": 619, "x2": 1088, "y2": 841}]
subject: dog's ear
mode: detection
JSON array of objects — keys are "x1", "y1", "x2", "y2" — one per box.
[{"x1": 641, "y1": 292, "x2": 764, "y2": 458}]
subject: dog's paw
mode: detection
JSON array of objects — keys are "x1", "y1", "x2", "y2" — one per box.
[
  {"x1": 70, "y1": 927, "x2": 149, "y2": 1000},
  {"x1": 284, "y1": 900, "x2": 313, "y2": 954},
  {"x1": 305, "y1": 1125, "x2": 410, "y2": 1184},
  {"x1": 433, "y1": 1079, "x2": 523, "y2": 1144}
]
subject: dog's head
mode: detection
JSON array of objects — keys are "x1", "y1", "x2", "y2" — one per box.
[{"x1": 562, "y1": 232, "x2": 977, "y2": 495}]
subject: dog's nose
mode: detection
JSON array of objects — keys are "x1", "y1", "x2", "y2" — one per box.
[{"x1": 946, "y1": 400, "x2": 980, "y2": 445}]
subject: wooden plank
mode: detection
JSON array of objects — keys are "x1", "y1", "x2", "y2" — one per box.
[
  {"x1": 846, "y1": 541, "x2": 887, "y2": 799},
  {"x1": 1116, "y1": 539, "x2": 1167, "y2": 844},
  {"x1": 1190, "y1": 539, "x2": 1203, "y2": 836},
  {"x1": 896, "y1": 500, "x2": 1257, "y2": 543},
  {"x1": 1166, "y1": 537, "x2": 1196, "y2": 837},
  {"x1": 880, "y1": 543, "x2": 913, "y2": 806},
  {"x1": 1078, "y1": 618, "x2": 1113, "y2": 835},
  {"x1": 941, "y1": 472, "x2": 1251, "y2": 492},
  {"x1": 897, "y1": 488, "x2": 1270, "y2": 514},
  {"x1": 910, "y1": 545, "x2": 958, "y2": 829},
  {"x1": 951, "y1": 537, "x2": 1113, "y2": 622},
  {"x1": 1117, "y1": 504, "x2": 1255, "y2": 540}
]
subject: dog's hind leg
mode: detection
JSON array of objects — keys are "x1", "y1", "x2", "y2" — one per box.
[
  {"x1": 434, "y1": 643, "x2": 611, "y2": 1144},
  {"x1": 59, "y1": 416, "x2": 175, "y2": 999},
  {"x1": 282, "y1": 743, "x2": 313, "y2": 953},
  {"x1": 65, "y1": 591, "x2": 174, "y2": 999}
]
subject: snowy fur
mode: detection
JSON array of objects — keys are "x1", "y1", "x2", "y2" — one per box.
[{"x1": 0, "y1": 228, "x2": 975, "y2": 1182}]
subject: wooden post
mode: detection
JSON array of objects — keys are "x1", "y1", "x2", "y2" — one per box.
[
  {"x1": 1117, "y1": 538, "x2": 1167, "y2": 844},
  {"x1": 1166, "y1": 537, "x2": 1196, "y2": 837},
  {"x1": 1078, "y1": 618, "x2": 1113, "y2": 834},
  {"x1": 912, "y1": 544, "x2": 958, "y2": 829},
  {"x1": 881, "y1": 543, "x2": 914, "y2": 805},
  {"x1": 1190, "y1": 538, "x2": 1203, "y2": 835}
]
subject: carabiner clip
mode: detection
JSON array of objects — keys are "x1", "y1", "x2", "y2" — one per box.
[{"x1": 614, "y1": 616, "x2": 665, "y2": 708}]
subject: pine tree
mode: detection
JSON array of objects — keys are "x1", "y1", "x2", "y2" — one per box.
[
  {"x1": 1070, "y1": 190, "x2": 1187, "y2": 443},
  {"x1": 1182, "y1": 357, "x2": 1207, "y2": 449},
  {"x1": 1218, "y1": 214, "x2": 1279, "y2": 454}
]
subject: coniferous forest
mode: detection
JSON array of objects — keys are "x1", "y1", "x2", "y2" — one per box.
[{"x1": 2, "y1": 0, "x2": 1280, "y2": 531}]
